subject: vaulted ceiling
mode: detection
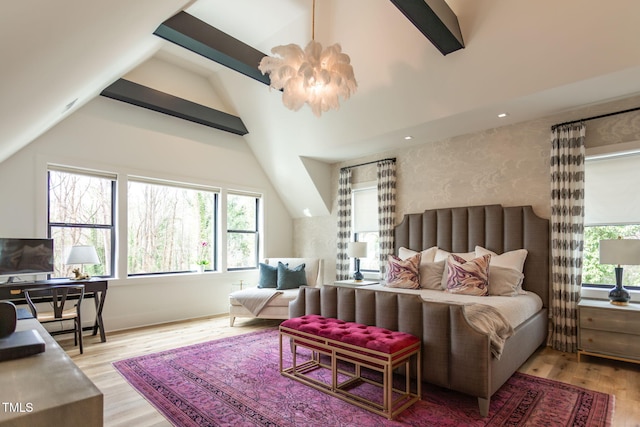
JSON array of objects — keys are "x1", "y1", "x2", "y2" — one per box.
[{"x1": 3, "y1": 0, "x2": 640, "y2": 218}]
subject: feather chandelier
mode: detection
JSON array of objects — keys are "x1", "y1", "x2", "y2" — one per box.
[{"x1": 258, "y1": 0, "x2": 357, "y2": 117}]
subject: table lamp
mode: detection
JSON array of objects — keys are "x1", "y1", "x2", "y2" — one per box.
[
  {"x1": 66, "y1": 245, "x2": 100, "y2": 278},
  {"x1": 599, "y1": 237, "x2": 640, "y2": 306},
  {"x1": 347, "y1": 242, "x2": 368, "y2": 282}
]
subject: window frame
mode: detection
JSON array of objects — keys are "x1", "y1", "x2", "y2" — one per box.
[
  {"x1": 47, "y1": 167, "x2": 116, "y2": 279},
  {"x1": 351, "y1": 182, "x2": 380, "y2": 274},
  {"x1": 226, "y1": 192, "x2": 261, "y2": 271},
  {"x1": 126, "y1": 177, "x2": 219, "y2": 276},
  {"x1": 581, "y1": 143, "x2": 640, "y2": 291}
]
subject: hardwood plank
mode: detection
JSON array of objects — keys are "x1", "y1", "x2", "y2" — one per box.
[{"x1": 55, "y1": 316, "x2": 638, "y2": 426}]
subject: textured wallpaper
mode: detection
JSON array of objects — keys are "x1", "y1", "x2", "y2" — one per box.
[{"x1": 294, "y1": 94, "x2": 640, "y2": 282}]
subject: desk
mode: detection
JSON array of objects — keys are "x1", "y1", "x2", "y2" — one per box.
[
  {"x1": 0, "y1": 278, "x2": 108, "y2": 342},
  {"x1": 0, "y1": 318, "x2": 103, "y2": 426}
]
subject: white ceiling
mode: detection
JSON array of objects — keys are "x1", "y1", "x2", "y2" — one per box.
[{"x1": 3, "y1": 0, "x2": 640, "y2": 218}]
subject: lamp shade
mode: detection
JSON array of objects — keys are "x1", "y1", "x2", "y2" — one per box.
[
  {"x1": 599, "y1": 239, "x2": 640, "y2": 266},
  {"x1": 346, "y1": 242, "x2": 368, "y2": 258},
  {"x1": 65, "y1": 245, "x2": 100, "y2": 265}
]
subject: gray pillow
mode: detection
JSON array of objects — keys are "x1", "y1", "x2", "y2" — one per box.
[
  {"x1": 488, "y1": 266, "x2": 525, "y2": 296},
  {"x1": 420, "y1": 260, "x2": 446, "y2": 289},
  {"x1": 257, "y1": 263, "x2": 279, "y2": 288},
  {"x1": 276, "y1": 262, "x2": 307, "y2": 290}
]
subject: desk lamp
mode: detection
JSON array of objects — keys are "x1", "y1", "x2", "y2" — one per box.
[
  {"x1": 599, "y1": 237, "x2": 640, "y2": 306},
  {"x1": 66, "y1": 245, "x2": 100, "y2": 279},
  {"x1": 347, "y1": 242, "x2": 368, "y2": 282}
]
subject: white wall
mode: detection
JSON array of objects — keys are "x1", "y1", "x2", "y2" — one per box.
[
  {"x1": 295, "y1": 94, "x2": 640, "y2": 282},
  {"x1": 0, "y1": 97, "x2": 293, "y2": 331}
]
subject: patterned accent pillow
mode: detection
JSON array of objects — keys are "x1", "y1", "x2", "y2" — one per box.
[
  {"x1": 445, "y1": 254, "x2": 490, "y2": 296},
  {"x1": 385, "y1": 253, "x2": 421, "y2": 289}
]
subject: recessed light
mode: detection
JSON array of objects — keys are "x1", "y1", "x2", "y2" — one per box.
[
  {"x1": 404, "y1": 136, "x2": 413, "y2": 140},
  {"x1": 303, "y1": 208, "x2": 312, "y2": 217},
  {"x1": 497, "y1": 112, "x2": 509, "y2": 118}
]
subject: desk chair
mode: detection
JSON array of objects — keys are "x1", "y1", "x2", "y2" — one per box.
[{"x1": 24, "y1": 284, "x2": 85, "y2": 354}]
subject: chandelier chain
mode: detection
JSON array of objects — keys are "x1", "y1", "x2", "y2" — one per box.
[{"x1": 312, "y1": 0, "x2": 316, "y2": 41}]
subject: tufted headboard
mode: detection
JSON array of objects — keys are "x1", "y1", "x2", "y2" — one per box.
[{"x1": 394, "y1": 205, "x2": 550, "y2": 307}]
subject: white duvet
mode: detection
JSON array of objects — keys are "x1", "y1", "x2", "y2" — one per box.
[{"x1": 363, "y1": 284, "x2": 543, "y2": 329}]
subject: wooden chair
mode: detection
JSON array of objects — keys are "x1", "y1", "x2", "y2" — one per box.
[{"x1": 24, "y1": 284, "x2": 85, "y2": 354}]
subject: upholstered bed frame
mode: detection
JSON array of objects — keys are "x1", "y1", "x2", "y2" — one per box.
[{"x1": 290, "y1": 204, "x2": 549, "y2": 416}]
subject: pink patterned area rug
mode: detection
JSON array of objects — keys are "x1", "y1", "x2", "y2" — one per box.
[{"x1": 113, "y1": 329, "x2": 613, "y2": 427}]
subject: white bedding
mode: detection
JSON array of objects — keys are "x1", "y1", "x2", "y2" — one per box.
[{"x1": 363, "y1": 284, "x2": 543, "y2": 329}]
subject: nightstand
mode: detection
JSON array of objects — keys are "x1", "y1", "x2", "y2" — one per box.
[
  {"x1": 578, "y1": 298, "x2": 640, "y2": 365},
  {"x1": 333, "y1": 280, "x2": 379, "y2": 288}
]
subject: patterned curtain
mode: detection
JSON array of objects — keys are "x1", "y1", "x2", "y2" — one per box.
[
  {"x1": 336, "y1": 168, "x2": 352, "y2": 280},
  {"x1": 550, "y1": 123, "x2": 586, "y2": 353},
  {"x1": 377, "y1": 159, "x2": 396, "y2": 279}
]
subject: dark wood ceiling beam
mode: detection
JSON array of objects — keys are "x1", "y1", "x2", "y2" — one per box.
[
  {"x1": 154, "y1": 11, "x2": 269, "y2": 86},
  {"x1": 101, "y1": 79, "x2": 248, "y2": 136},
  {"x1": 390, "y1": 0, "x2": 464, "y2": 55}
]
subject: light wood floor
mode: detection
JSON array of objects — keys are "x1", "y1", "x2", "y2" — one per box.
[{"x1": 57, "y1": 316, "x2": 640, "y2": 427}]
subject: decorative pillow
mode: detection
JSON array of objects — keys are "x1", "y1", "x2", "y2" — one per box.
[
  {"x1": 398, "y1": 246, "x2": 438, "y2": 263},
  {"x1": 421, "y1": 260, "x2": 446, "y2": 290},
  {"x1": 488, "y1": 266, "x2": 526, "y2": 296},
  {"x1": 475, "y1": 246, "x2": 528, "y2": 272},
  {"x1": 436, "y1": 250, "x2": 476, "y2": 289},
  {"x1": 276, "y1": 262, "x2": 307, "y2": 290},
  {"x1": 398, "y1": 246, "x2": 440, "y2": 288},
  {"x1": 434, "y1": 249, "x2": 475, "y2": 263},
  {"x1": 257, "y1": 262, "x2": 279, "y2": 288},
  {"x1": 445, "y1": 254, "x2": 490, "y2": 296},
  {"x1": 385, "y1": 253, "x2": 421, "y2": 289}
]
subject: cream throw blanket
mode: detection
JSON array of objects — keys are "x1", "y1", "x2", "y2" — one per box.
[
  {"x1": 462, "y1": 303, "x2": 514, "y2": 359},
  {"x1": 230, "y1": 288, "x2": 283, "y2": 316}
]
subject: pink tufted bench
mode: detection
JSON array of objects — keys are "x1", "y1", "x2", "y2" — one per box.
[{"x1": 279, "y1": 314, "x2": 421, "y2": 419}]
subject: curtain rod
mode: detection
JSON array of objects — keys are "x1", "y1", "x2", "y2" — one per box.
[
  {"x1": 551, "y1": 106, "x2": 640, "y2": 130},
  {"x1": 340, "y1": 158, "x2": 396, "y2": 171}
]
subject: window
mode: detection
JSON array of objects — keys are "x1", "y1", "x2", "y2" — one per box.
[
  {"x1": 227, "y1": 193, "x2": 260, "y2": 270},
  {"x1": 48, "y1": 168, "x2": 115, "y2": 278},
  {"x1": 127, "y1": 179, "x2": 218, "y2": 275},
  {"x1": 352, "y1": 184, "x2": 379, "y2": 272},
  {"x1": 582, "y1": 151, "x2": 640, "y2": 289}
]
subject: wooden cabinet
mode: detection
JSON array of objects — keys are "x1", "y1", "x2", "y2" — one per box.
[{"x1": 578, "y1": 298, "x2": 640, "y2": 364}]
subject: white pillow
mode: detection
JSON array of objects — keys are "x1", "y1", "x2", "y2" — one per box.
[
  {"x1": 398, "y1": 246, "x2": 439, "y2": 288},
  {"x1": 398, "y1": 246, "x2": 437, "y2": 263},
  {"x1": 434, "y1": 249, "x2": 475, "y2": 263},
  {"x1": 475, "y1": 246, "x2": 528, "y2": 272}
]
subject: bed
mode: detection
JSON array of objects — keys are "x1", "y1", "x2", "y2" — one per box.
[{"x1": 289, "y1": 204, "x2": 549, "y2": 416}]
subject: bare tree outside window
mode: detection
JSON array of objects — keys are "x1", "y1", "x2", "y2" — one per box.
[
  {"x1": 227, "y1": 193, "x2": 259, "y2": 269},
  {"x1": 127, "y1": 180, "x2": 216, "y2": 275},
  {"x1": 48, "y1": 169, "x2": 114, "y2": 278}
]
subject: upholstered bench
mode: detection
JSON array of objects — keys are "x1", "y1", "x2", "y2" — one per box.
[{"x1": 279, "y1": 314, "x2": 421, "y2": 419}]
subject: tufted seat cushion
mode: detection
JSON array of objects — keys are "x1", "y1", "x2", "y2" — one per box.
[{"x1": 280, "y1": 314, "x2": 419, "y2": 355}]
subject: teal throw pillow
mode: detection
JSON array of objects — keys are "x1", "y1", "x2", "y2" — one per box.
[
  {"x1": 276, "y1": 262, "x2": 307, "y2": 290},
  {"x1": 257, "y1": 263, "x2": 279, "y2": 288}
]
